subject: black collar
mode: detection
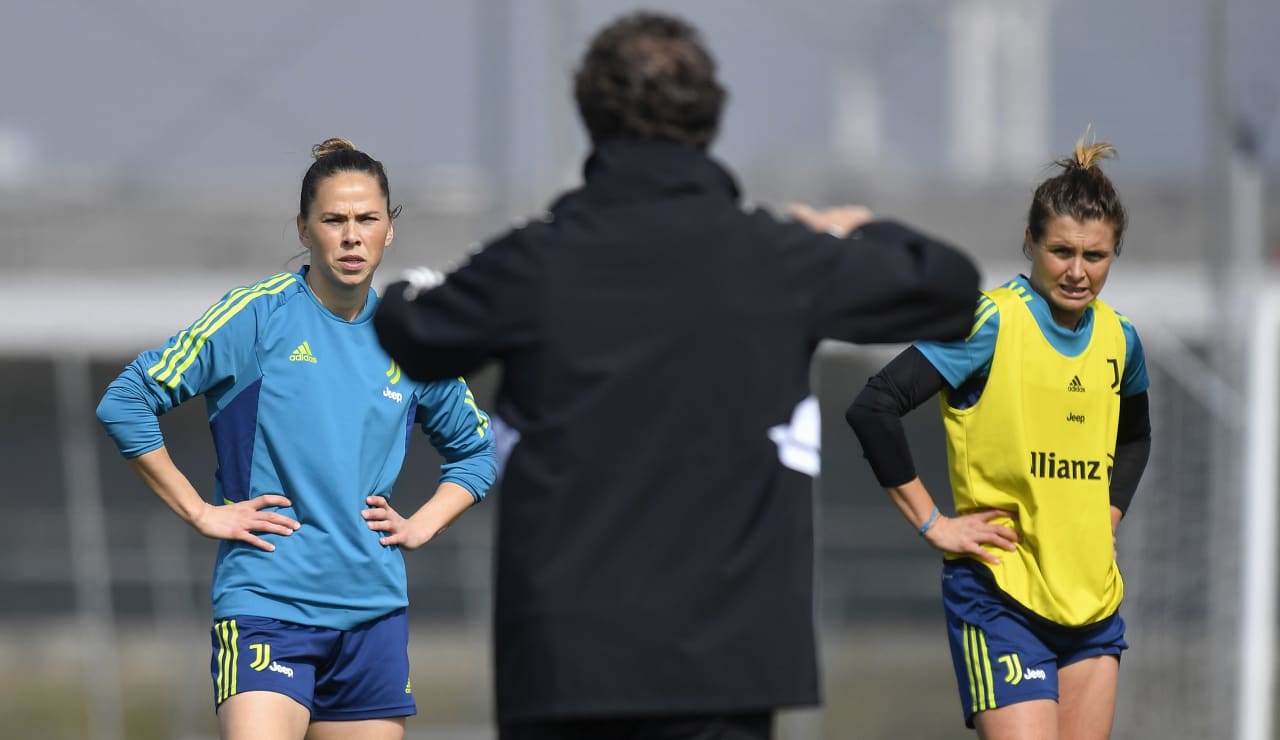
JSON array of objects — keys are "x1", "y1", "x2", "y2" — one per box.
[{"x1": 559, "y1": 139, "x2": 740, "y2": 208}]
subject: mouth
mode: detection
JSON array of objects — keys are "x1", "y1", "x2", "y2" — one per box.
[
  {"x1": 1058, "y1": 284, "x2": 1090, "y2": 300},
  {"x1": 337, "y1": 256, "x2": 366, "y2": 272}
]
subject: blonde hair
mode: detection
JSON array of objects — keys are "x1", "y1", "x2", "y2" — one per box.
[{"x1": 1054, "y1": 133, "x2": 1118, "y2": 173}]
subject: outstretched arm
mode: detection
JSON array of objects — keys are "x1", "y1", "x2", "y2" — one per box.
[
  {"x1": 786, "y1": 203, "x2": 875, "y2": 237},
  {"x1": 807, "y1": 220, "x2": 981, "y2": 345},
  {"x1": 375, "y1": 233, "x2": 540, "y2": 383}
]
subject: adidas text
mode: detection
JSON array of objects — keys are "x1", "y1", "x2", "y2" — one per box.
[
  {"x1": 1067, "y1": 376, "x2": 1085, "y2": 392},
  {"x1": 383, "y1": 387, "x2": 404, "y2": 404},
  {"x1": 289, "y1": 342, "x2": 318, "y2": 363},
  {"x1": 268, "y1": 661, "x2": 294, "y2": 679}
]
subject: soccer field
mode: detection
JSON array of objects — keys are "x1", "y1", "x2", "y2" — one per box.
[
  {"x1": 1, "y1": 620, "x2": 969, "y2": 740},
  {"x1": 4, "y1": 615, "x2": 1277, "y2": 738}
]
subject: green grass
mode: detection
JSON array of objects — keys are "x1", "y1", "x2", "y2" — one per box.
[{"x1": 1, "y1": 621, "x2": 970, "y2": 740}]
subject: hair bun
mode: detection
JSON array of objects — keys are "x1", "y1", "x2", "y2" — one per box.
[{"x1": 312, "y1": 137, "x2": 357, "y2": 160}]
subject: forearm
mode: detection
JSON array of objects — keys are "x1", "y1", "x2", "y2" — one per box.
[
  {"x1": 374, "y1": 284, "x2": 492, "y2": 381},
  {"x1": 818, "y1": 220, "x2": 980, "y2": 344},
  {"x1": 405, "y1": 482, "x2": 477, "y2": 543},
  {"x1": 1110, "y1": 392, "x2": 1152, "y2": 515},
  {"x1": 884, "y1": 477, "x2": 943, "y2": 532},
  {"x1": 126, "y1": 447, "x2": 210, "y2": 527},
  {"x1": 847, "y1": 387, "x2": 917, "y2": 486}
]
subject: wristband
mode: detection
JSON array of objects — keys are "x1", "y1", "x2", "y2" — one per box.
[{"x1": 917, "y1": 506, "x2": 940, "y2": 536}]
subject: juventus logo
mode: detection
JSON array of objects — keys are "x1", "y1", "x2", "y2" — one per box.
[
  {"x1": 249, "y1": 643, "x2": 272, "y2": 672},
  {"x1": 998, "y1": 653, "x2": 1024, "y2": 685},
  {"x1": 998, "y1": 652, "x2": 1046, "y2": 683}
]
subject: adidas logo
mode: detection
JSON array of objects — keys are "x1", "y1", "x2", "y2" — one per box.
[
  {"x1": 289, "y1": 341, "x2": 318, "y2": 363},
  {"x1": 1067, "y1": 375, "x2": 1085, "y2": 393}
]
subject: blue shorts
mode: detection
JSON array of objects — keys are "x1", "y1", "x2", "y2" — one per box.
[
  {"x1": 209, "y1": 607, "x2": 416, "y2": 721},
  {"x1": 942, "y1": 562, "x2": 1127, "y2": 728}
]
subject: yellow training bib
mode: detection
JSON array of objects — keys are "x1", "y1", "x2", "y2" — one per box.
[{"x1": 941, "y1": 284, "x2": 1127, "y2": 626}]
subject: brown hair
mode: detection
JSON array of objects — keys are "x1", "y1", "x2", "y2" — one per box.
[
  {"x1": 299, "y1": 137, "x2": 401, "y2": 220},
  {"x1": 573, "y1": 12, "x2": 726, "y2": 150},
  {"x1": 1026, "y1": 134, "x2": 1128, "y2": 254}
]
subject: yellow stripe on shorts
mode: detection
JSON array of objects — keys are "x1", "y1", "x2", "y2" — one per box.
[
  {"x1": 964, "y1": 622, "x2": 998, "y2": 714},
  {"x1": 215, "y1": 619, "x2": 240, "y2": 703}
]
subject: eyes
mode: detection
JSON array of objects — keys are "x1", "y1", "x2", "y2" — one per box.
[
  {"x1": 321, "y1": 214, "x2": 382, "y2": 225},
  {"x1": 1048, "y1": 246, "x2": 1111, "y2": 263}
]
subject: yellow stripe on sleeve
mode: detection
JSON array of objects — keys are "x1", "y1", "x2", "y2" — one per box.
[
  {"x1": 969, "y1": 304, "x2": 998, "y2": 340},
  {"x1": 149, "y1": 274, "x2": 296, "y2": 388},
  {"x1": 461, "y1": 383, "x2": 491, "y2": 438},
  {"x1": 147, "y1": 284, "x2": 255, "y2": 380},
  {"x1": 150, "y1": 274, "x2": 293, "y2": 384}
]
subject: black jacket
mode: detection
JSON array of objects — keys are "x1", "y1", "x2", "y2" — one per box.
[{"x1": 374, "y1": 140, "x2": 980, "y2": 722}]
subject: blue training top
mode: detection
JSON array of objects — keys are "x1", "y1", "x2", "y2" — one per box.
[
  {"x1": 916, "y1": 275, "x2": 1150, "y2": 408},
  {"x1": 97, "y1": 268, "x2": 497, "y2": 630}
]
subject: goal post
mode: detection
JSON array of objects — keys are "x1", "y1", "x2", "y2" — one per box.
[{"x1": 1238, "y1": 286, "x2": 1280, "y2": 740}]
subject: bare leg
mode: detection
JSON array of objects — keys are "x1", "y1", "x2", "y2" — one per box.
[
  {"x1": 1058, "y1": 655, "x2": 1119, "y2": 740},
  {"x1": 307, "y1": 717, "x2": 406, "y2": 740},
  {"x1": 219, "y1": 691, "x2": 311, "y2": 740},
  {"x1": 974, "y1": 698, "x2": 1059, "y2": 740}
]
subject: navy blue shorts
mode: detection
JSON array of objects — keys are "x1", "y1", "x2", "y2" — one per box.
[
  {"x1": 942, "y1": 562, "x2": 1126, "y2": 728},
  {"x1": 209, "y1": 608, "x2": 416, "y2": 721}
]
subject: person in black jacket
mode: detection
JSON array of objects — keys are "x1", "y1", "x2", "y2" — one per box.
[{"x1": 374, "y1": 11, "x2": 981, "y2": 740}]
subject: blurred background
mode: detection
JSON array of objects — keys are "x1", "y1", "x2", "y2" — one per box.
[{"x1": 2, "y1": 0, "x2": 1278, "y2": 738}]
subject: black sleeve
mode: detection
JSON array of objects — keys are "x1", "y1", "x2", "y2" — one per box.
[
  {"x1": 374, "y1": 231, "x2": 540, "y2": 382},
  {"x1": 1110, "y1": 391, "x2": 1152, "y2": 515},
  {"x1": 845, "y1": 346, "x2": 947, "y2": 487},
  {"x1": 811, "y1": 220, "x2": 981, "y2": 344}
]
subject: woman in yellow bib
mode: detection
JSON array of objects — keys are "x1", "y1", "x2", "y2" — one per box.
[{"x1": 847, "y1": 136, "x2": 1151, "y2": 739}]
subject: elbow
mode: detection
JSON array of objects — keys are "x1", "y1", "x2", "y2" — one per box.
[
  {"x1": 94, "y1": 395, "x2": 112, "y2": 429},
  {"x1": 845, "y1": 376, "x2": 901, "y2": 439},
  {"x1": 458, "y1": 448, "x2": 499, "y2": 503},
  {"x1": 844, "y1": 395, "x2": 874, "y2": 438}
]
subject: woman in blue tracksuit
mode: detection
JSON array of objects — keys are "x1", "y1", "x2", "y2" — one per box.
[{"x1": 96, "y1": 138, "x2": 497, "y2": 740}]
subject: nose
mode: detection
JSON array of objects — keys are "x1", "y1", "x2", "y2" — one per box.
[
  {"x1": 1065, "y1": 255, "x2": 1085, "y2": 280},
  {"x1": 341, "y1": 219, "x2": 361, "y2": 246}
]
